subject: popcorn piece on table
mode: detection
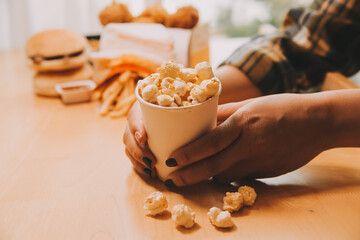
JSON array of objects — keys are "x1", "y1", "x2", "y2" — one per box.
[
  {"x1": 223, "y1": 192, "x2": 244, "y2": 213},
  {"x1": 195, "y1": 61, "x2": 214, "y2": 82},
  {"x1": 142, "y1": 84, "x2": 159, "y2": 103},
  {"x1": 160, "y1": 61, "x2": 181, "y2": 79},
  {"x1": 207, "y1": 207, "x2": 234, "y2": 228},
  {"x1": 238, "y1": 186, "x2": 257, "y2": 206},
  {"x1": 180, "y1": 68, "x2": 197, "y2": 83},
  {"x1": 144, "y1": 191, "x2": 168, "y2": 216},
  {"x1": 171, "y1": 204, "x2": 196, "y2": 229}
]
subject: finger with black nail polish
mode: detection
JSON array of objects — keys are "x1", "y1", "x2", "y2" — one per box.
[
  {"x1": 166, "y1": 158, "x2": 178, "y2": 167},
  {"x1": 142, "y1": 157, "x2": 152, "y2": 168},
  {"x1": 143, "y1": 168, "x2": 152, "y2": 177},
  {"x1": 164, "y1": 179, "x2": 176, "y2": 188}
]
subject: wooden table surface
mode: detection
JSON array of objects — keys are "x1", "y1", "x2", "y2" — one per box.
[{"x1": 1, "y1": 50, "x2": 360, "y2": 240}]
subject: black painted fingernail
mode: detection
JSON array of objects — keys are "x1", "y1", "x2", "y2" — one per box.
[
  {"x1": 164, "y1": 179, "x2": 176, "y2": 188},
  {"x1": 166, "y1": 158, "x2": 178, "y2": 167},
  {"x1": 142, "y1": 157, "x2": 152, "y2": 168},
  {"x1": 143, "y1": 168, "x2": 152, "y2": 177}
]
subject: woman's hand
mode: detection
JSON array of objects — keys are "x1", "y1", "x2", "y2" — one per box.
[
  {"x1": 165, "y1": 93, "x2": 334, "y2": 187},
  {"x1": 123, "y1": 102, "x2": 157, "y2": 178}
]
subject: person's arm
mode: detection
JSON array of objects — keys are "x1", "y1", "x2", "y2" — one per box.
[
  {"x1": 326, "y1": 90, "x2": 360, "y2": 148},
  {"x1": 164, "y1": 89, "x2": 360, "y2": 187},
  {"x1": 221, "y1": 0, "x2": 360, "y2": 95},
  {"x1": 216, "y1": 65, "x2": 262, "y2": 104}
]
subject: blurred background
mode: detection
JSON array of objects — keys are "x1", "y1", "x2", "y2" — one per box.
[{"x1": 1, "y1": 0, "x2": 312, "y2": 50}]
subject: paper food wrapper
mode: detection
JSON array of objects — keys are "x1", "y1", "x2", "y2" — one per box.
[
  {"x1": 168, "y1": 23, "x2": 210, "y2": 68},
  {"x1": 91, "y1": 23, "x2": 209, "y2": 68}
]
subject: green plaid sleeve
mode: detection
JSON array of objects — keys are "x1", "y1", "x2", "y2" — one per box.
[{"x1": 222, "y1": 0, "x2": 360, "y2": 94}]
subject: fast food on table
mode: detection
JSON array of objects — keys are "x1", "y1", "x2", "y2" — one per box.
[
  {"x1": 164, "y1": 6, "x2": 199, "y2": 29},
  {"x1": 91, "y1": 21, "x2": 176, "y2": 118},
  {"x1": 135, "y1": 3, "x2": 168, "y2": 25},
  {"x1": 94, "y1": 23, "x2": 175, "y2": 65},
  {"x1": 92, "y1": 55, "x2": 159, "y2": 118},
  {"x1": 26, "y1": 29, "x2": 93, "y2": 97},
  {"x1": 98, "y1": 2, "x2": 199, "y2": 29},
  {"x1": 34, "y1": 64, "x2": 93, "y2": 97},
  {"x1": 26, "y1": 29, "x2": 89, "y2": 72},
  {"x1": 99, "y1": 1, "x2": 133, "y2": 26}
]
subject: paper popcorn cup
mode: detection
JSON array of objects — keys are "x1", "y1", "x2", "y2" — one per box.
[{"x1": 135, "y1": 82, "x2": 221, "y2": 181}]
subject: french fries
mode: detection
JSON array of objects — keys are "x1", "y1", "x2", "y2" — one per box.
[{"x1": 94, "y1": 70, "x2": 145, "y2": 118}]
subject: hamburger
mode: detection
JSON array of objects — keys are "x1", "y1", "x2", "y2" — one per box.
[
  {"x1": 33, "y1": 63, "x2": 93, "y2": 97},
  {"x1": 26, "y1": 29, "x2": 89, "y2": 72}
]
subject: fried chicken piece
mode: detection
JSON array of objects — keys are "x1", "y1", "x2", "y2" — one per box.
[
  {"x1": 99, "y1": 2, "x2": 133, "y2": 26},
  {"x1": 165, "y1": 6, "x2": 199, "y2": 29},
  {"x1": 139, "y1": 3, "x2": 168, "y2": 24},
  {"x1": 131, "y1": 16, "x2": 157, "y2": 24}
]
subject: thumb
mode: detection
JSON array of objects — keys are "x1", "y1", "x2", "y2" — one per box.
[{"x1": 128, "y1": 102, "x2": 147, "y2": 144}]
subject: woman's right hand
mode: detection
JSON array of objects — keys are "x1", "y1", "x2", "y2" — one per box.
[{"x1": 123, "y1": 101, "x2": 157, "y2": 178}]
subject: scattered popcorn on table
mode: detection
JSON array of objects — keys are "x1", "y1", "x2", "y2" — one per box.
[
  {"x1": 138, "y1": 61, "x2": 220, "y2": 107},
  {"x1": 238, "y1": 185, "x2": 257, "y2": 206},
  {"x1": 144, "y1": 191, "x2": 168, "y2": 216},
  {"x1": 223, "y1": 192, "x2": 244, "y2": 213},
  {"x1": 171, "y1": 204, "x2": 196, "y2": 229},
  {"x1": 207, "y1": 207, "x2": 234, "y2": 228},
  {"x1": 143, "y1": 187, "x2": 257, "y2": 228}
]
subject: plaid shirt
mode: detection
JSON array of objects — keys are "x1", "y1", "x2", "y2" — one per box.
[{"x1": 223, "y1": 0, "x2": 360, "y2": 94}]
